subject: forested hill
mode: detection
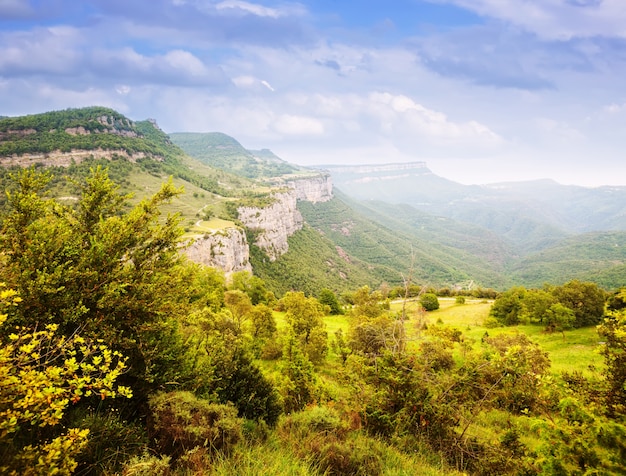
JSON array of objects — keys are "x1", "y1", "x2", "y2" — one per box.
[
  {"x1": 169, "y1": 132, "x2": 308, "y2": 179},
  {"x1": 0, "y1": 106, "x2": 179, "y2": 160}
]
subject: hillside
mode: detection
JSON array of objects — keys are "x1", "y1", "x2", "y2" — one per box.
[
  {"x1": 2, "y1": 107, "x2": 625, "y2": 293},
  {"x1": 325, "y1": 162, "x2": 626, "y2": 252},
  {"x1": 169, "y1": 132, "x2": 307, "y2": 179},
  {"x1": 507, "y1": 231, "x2": 626, "y2": 287}
]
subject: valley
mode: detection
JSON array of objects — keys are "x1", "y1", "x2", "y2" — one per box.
[{"x1": 0, "y1": 107, "x2": 624, "y2": 476}]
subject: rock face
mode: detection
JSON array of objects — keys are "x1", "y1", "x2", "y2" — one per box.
[
  {"x1": 238, "y1": 191, "x2": 304, "y2": 261},
  {"x1": 287, "y1": 174, "x2": 333, "y2": 203},
  {"x1": 0, "y1": 148, "x2": 153, "y2": 168},
  {"x1": 185, "y1": 173, "x2": 333, "y2": 271},
  {"x1": 184, "y1": 228, "x2": 252, "y2": 276}
]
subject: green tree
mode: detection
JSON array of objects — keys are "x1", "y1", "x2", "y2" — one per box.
[
  {"x1": 551, "y1": 280, "x2": 606, "y2": 328},
  {"x1": 230, "y1": 271, "x2": 274, "y2": 306},
  {"x1": 318, "y1": 288, "x2": 343, "y2": 315},
  {"x1": 279, "y1": 292, "x2": 328, "y2": 365},
  {"x1": 249, "y1": 303, "x2": 277, "y2": 339},
  {"x1": 521, "y1": 288, "x2": 555, "y2": 324},
  {"x1": 279, "y1": 333, "x2": 318, "y2": 412},
  {"x1": 598, "y1": 303, "x2": 626, "y2": 417},
  {"x1": 224, "y1": 289, "x2": 253, "y2": 333},
  {"x1": 0, "y1": 167, "x2": 195, "y2": 394},
  {"x1": 490, "y1": 287, "x2": 526, "y2": 326},
  {"x1": 419, "y1": 293, "x2": 440, "y2": 311},
  {"x1": 544, "y1": 302, "x2": 575, "y2": 337}
]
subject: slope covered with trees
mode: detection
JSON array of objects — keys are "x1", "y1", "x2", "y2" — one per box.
[
  {"x1": 1, "y1": 167, "x2": 625, "y2": 475},
  {"x1": 2, "y1": 106, "x2": 626, "y2": 474}
]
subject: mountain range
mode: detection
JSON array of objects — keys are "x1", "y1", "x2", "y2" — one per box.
[{"x1": 1, "y1": 107, "x2": 625, "y2": 293}]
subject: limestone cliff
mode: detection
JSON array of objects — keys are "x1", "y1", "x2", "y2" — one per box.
[
  {"x1": 237, "y1": 191, "x2": 304, "y2": 261},
  {"x1": 184, "y1": 228, "x2": 252, "y2": 276},
  {"x1": 287, "y1": 174, "x2": 333, "y2": 203}
]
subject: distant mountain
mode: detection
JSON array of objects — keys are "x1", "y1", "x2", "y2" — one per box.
[
  {"x1": 169, "y1": 132, "x2": 307, "y2": 179},
  {"x1": 323, "y1": 162, "x2": 626, "y2": 254}
]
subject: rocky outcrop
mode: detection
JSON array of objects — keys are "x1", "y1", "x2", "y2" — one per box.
[
  {"x1": 287, "y1": 174, "x2": 333, "y2": 203},
  {"x1": 0, "y1": 148, "x2": 155, "y2": 168},
  {"x1": 184, "y1": 228, "x2": 252, "y2": 276},
  {"x1": 237, "y1": 191, "x2": 304, "y2": 261}
]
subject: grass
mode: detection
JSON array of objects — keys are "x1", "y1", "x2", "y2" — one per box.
[
  {"x1": 273, "y1": 297, "x2": 603, "y2": 377},
  {"x1": 255, "y1": 296, "x2": 606, "y2": 476},
  {"x1": 398, "y1": 297, "x2": 604, "y2": 376}
]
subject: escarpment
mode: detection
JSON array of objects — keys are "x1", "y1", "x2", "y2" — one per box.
[
  {"x1": 184, "y1": 228, "x2": 252, "y2": 276},
  {"x1": 238, "y1": 191, "x2": 304, "y2": 261}
]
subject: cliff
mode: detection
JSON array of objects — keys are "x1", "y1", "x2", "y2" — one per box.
[
  {"x1": 235, "y1": 174, "x2": 333, "y2": 261},
  {"x1": 287, "y1": 174, "x2": 333, "y2": 203},
  {"x1": 238, "y1": 191, "x2": 304, "y2": 261},
  {"x1": 184, "y1": 228, "x2": 252, "y2": 276}
]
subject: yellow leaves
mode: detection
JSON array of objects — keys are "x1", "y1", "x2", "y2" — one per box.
[{"x1": 0, "y1": 287, "x2": 132, "y2": 444}]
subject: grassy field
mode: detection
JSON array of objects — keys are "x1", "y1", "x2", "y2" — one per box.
[{"x1": 291, "y1": 297, "x2": 604, "y2": 377}]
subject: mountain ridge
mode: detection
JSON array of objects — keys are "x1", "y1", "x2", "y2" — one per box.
[{"x1": 2, "y1": 107, "x2": 625, "y2": 291}]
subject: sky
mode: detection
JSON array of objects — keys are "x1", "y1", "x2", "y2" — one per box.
[{"x1": 1, "y1": 0, "x2": 626, "y2": 186}]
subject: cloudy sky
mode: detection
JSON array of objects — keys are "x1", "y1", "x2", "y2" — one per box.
[{"x1": 1, "y1": 0, "x2": 626, "y2": 186}]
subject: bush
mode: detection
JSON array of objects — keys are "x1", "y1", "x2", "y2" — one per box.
[
  {"x1": 419, "y1": 293, "x2": 440, "y2": 311},
  {"x1": 148, "y1": 391, "x2": 242, "y2": 460},
  {"x1": 70, "y1": 410, "x2": 147, "y2": 475},
  {"x1": 279, "y1": 407, "x2": 382, "y2": 476},
  {"x1": 122, "y1": 453, "x2": 171, "y2": 476}
]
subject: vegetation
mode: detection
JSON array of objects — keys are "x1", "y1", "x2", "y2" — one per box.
[
  {"x1": 170, "y1": 132, "x2": 305, "y2": 179},
  {"x1": 2, "y1": 107, "x2": 626, "y2": 475}
]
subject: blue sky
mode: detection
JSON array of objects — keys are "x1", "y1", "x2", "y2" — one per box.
[{"x1": 1, "y1": 0, "x2": 626, "y2": 186}]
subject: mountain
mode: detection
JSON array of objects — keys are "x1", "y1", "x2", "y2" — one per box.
[
  {"x1": 169, "y1": 132, "x2": 307, "y2": 179},
  {"x1": 2, "y1": 107, "x2": 625, "y2": 293},
  {"x1": 323, "y1": 162, "x2": 626, "y2": 254}
]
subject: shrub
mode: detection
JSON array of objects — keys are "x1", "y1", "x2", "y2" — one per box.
[
  {"x1": 148, "y1": 391, "x2": 242, "y2": 460},
  {"x1": 419, "y1": 293, "x2": 440, "y2": 311},
  {"x1": 121, "y1": 453, "x2": 171, "y2": 476}
]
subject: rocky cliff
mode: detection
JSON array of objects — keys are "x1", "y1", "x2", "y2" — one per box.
[
  {"x1": 235, "y1": 174, "x2": 333, "y2": 261},
  {"x1": 238, "y1": 191, "x2": 304, "y2": 261},
  {"x1": 184, "y1": 228, "x2": 252, "y2": 276},
  {"x1": 287, "y1": 174, "x2": 333, "y2": 203}
]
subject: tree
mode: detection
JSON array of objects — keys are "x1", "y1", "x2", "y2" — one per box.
[
  {"x1": 544, "y1": 303, "x2": 575, "y2": 337},
  {"x1": 551, "y1": 280, "x2": 606, "y2": 328},
  {"x1": 230, "y1": 271, "x2": 274, "y2": 306},
  {"x1": 279, "y1": 292, "x2": 328, "y2": 365},
  {"x1": 490, "y1": 287, "x2": 526, "y2": 326},
  {"x1": 597, "y1": 302, "x2": 626, "y2": 417},
  {"x1": 224, "y1": 290, "x2": 253, "y2": 333},
  {"x1": 249, "y1": 303, "x2": 277, "y2": 339},
  {"x1": 0, "y1": 167, "x2": 196, "y2": 394},
  {"x1": 419, "y1": 293, "x2": 440, "y2": 311},
  {"x1": 521, "y1": 289, "x2": 555, "y2": 324},
  {"x1": 318, "y1": 288, "x2": 343, "y2": 315}
]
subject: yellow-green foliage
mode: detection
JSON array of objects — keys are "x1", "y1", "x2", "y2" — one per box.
[{"x1": 0, "y1": 286, "x2": 132, "y2": 476}]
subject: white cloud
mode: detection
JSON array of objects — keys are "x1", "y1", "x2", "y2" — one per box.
[
  {"x1": 604, "y1": 103, "x2": 626, "y2": 114},
  {"x1": 215, "y1": 0, "x2": 288, "y2": 18},
  {"x1": 431, "y1": 0, "x2": 626, "y2": 40},
  {"x1": 273, "y1": 114, "x2": 325, "y2": 135},
  {"x1": 260, "y1": 80, "x2": 275, "y2": 92},
  {"x1": 0, "y1": 26, "x2": 82, "y2": 75},
  {"x1": 90, "y1": 47, "x2": 226, "y2": 86}
]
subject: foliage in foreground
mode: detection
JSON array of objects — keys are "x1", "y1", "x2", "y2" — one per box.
[{"x1": 1, "y1": 167, "x2": 625, "y2": 475}]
